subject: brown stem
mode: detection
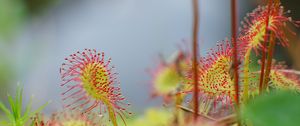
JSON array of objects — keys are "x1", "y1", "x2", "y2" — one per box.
[
  {"x1": 178, "y1": 105, "x2": 238, "y2": 126},
  {"x1": 252, "y1": 69, "x2": 300, "y2": 75},
  {"x1": 259, "y1": 0, "x2": 273, "y2": 94},
  {"x1": 177, "y1": 105, "x2": 216, "y2": 121},
  {"x1": 263, "y1": 33, "x2": 275, "y2": 90},
  {"x1": 231, "y1": 0, "x2": 239, "y2": 106},
  {"x1": 215, "y1": 114, "x2": 237, "y2": 126},
  {"x1": 263, "y1": 0, "x2": 280, "y2": 91},
  {"x1": 192, "y1": 0, "x2": 200, "y2": 122}
]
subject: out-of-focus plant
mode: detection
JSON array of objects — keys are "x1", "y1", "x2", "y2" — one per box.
[
  {"x1": 148, "y1": 49, "x2": 192, "y2": 125},
  {"x1": 149, "y1": 50, "x2": 190, "y2": 99},
  {"x1": 241, "y1": 91, "x2": 300, "y2": 126},
  {"x1": 128, "y1": 108, "x2": 173, "y2": 126},
  {"x1": 151, "y1": 62, "x2": 182, "y2": 95},
  {"x1": 0, "y1": 84, "x2": 49, "y2": 126}
]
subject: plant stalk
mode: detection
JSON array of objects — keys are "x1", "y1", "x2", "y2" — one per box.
[
  {"x1": 263, "y1": 33, "x2": 275, "y2": 90},
  {"x1": 263, "y1": 0, "x2": 280, "y2": 91},
  {"x1": 242, "y1": 49, "x2": 251, "y2": 103},
  {"x1": 231, "y1": 0, "x2": 239, "y2": 106},
  {"x1": 259, "y1": 0, "x2": 273, "y2": 94},
  {"x1": 192, "y1": 0, "x2": 200, "y2": 122}
]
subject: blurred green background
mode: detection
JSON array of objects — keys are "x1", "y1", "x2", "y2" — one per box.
[{"x1": 0, "y1": 0, "x2": 57, "y2": 101}]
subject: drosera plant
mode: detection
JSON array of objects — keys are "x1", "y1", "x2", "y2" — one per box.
[
  {"x1": 60, "y1": 49, "x2": 131, "y2": 126},
  {"x1": 161, "y1": 0, "x2": 300, "y2": 125},
  {"x1": 184, "y1": 40, "x2": 237, "y2": 119},
  {"x1": 251, "y1": 61, "x2": 300, "y2": 92},
  {"x1": 176, "y1": 38, "x2": 300, "y2": 125},
  {"x1": 238, "y1": 2, "x2": 299, "y2": 101},
  {"x1": 269, "y1": 68, "x2": 300, "y2": 92},
  {"x1": 0, "y1": 84, "x2": 49, "y2": 126}
]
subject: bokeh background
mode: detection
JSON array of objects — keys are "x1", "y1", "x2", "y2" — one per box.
[{"x1": 0, "y1": 0, "x2": 299, "y2": 116}]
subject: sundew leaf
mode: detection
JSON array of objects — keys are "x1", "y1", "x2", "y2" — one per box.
[
  {"x1": 241, "y1": 91, "x2": 300, "y2": 126},
  {"x1": 60, "y1": 49, "x2": 130, "y2": 126}
]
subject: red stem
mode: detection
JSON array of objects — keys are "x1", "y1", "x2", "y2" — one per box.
[
  {"x1": 263, "y1": 33, "x2": 275, "y2": 89},
  {"x1": 231, "y1": 0, "x2": 239, "y2": 106},
  {"x1": 263, "y1": 0, "x2": 280, "y2": 91},
  {"x1": 259, "y1": 0, "x2": 273, "y2": 94},
  {"x1": 192, "y1": 0, "x2": 199, "y2": 121}
]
